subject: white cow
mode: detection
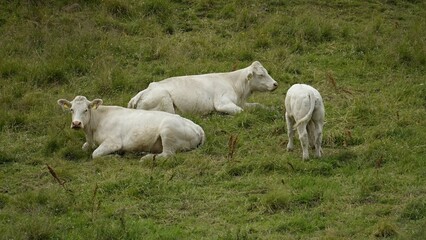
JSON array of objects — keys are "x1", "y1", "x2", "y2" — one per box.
[
  {"x1": 57, "y1": 96, "x2": 205, "y2": 160},
  {"x1": 285, "y1": 84, "x2": 324, "y2": 160},
  {"x1": 128, "y1": 61, "x2": 278, "y2": 115}
]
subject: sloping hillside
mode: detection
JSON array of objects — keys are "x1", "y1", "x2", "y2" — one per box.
[{"x1": 0, "y1": 0, "x2": 425, "y2": 238}]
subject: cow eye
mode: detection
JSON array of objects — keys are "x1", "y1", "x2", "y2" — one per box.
[
  {"x1": 70, "y1": 109, "x2": 74, "y2": 113},
  {"x1": 84, "y1": 109, "x2": 88, "y2": 113}
]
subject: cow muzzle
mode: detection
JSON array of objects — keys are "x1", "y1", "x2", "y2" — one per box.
[
  {"x1": 270, "y1": 82, "x2": 278, "y2": 91},
  {"x1": 71, "y1": 121, "x2": 83, "y2": 129}
]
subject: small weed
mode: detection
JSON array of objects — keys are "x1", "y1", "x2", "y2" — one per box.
[{"x1": 227, "y1": 134, "x2": 238, "y2": 160}]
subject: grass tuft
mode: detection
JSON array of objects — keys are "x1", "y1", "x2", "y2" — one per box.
[
  {"x1": 373, "y1": 221, "x2": 398, "y2": 238},
  {"x1": 263, "y1": 190, "x2": 292, "y2": 213},
  {"x1": 104, "y1": 0, "x2": 132, "y2": 19},
  {"x1": 401, "y1": 199, "x2": 426, "y2": 221}
]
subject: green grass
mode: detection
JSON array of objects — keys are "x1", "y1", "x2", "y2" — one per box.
[{"x1": 1, "y1": 0, "x2": 425, "y2": 239}]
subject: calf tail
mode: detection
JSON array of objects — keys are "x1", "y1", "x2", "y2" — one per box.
[{"x1": 293, "y1": 91, "x2": 316, "y2": 129}]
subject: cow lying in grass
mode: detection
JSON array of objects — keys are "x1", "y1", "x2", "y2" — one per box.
[
  {"x1": 128, "y1": 61, "x2": 278, "y2": 115},
  {"x1": 57, "y1": 96, "x2": 205, "y2": 160},
  {"x1": 285, "y1": 84, "x2": 324, "y2": 160}
]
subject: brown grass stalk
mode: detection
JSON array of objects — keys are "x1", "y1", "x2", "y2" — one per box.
[{"x1": 228, "y1": 134, "x2": 238, "y2": 160}]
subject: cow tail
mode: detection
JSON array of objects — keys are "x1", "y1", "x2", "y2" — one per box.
[
  {"x1": 127, "y1": 89, "x2": 147, "y2": 108},
  {"x1": 293, "y1": 91, "x2": 315, "y2": 129}
]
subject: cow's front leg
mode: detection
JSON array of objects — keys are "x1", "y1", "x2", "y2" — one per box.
[
  {"x1": 82, "y1": 142, "x2": 91, "y2": 151},
  {"x1": 91, "y1": 140, "x2": 121, "y2": 159},
  {"x1": 215, "y1": 101, "x2": 243, "y2": 115}
]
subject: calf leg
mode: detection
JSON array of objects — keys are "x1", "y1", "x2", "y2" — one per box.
[
  {"x1": 314, "y1": 121, "x2": 323, "y2": 158},
  {"x1": 296, "y1": 123, "x2": 309, "y2": 160},
  {"x1": 307, "y1": 121, "x2": 316, "y2": 149},
  {"x1": 285, "y1": 112, "x2": 295, "y2": 151},
  {"x1": 92, "y1": 140, "x2": 121, "y2": 159}
]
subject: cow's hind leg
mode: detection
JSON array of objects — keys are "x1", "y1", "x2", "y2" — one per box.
[
  {"x1": 139, "y1": 88, "x2": 175, "y2": 113},
  {"x1": 307, "y1": 121, "x2": 316, "y2": 149},
  {"x1": 140, "y1": 134, "x2": 177, "y2": 161},
  {"x1": 92, "y1": 140, "x2": 121, "y2": 159},
  {"x1": 285, "y1": 112, "x2": 295, "y2": 152},
  {"x1": 296, "y1": 123, "x2": 309, "y2": 160},
  {"x1": 314, "y1": 121, "x2": 323, "y2": 158}
]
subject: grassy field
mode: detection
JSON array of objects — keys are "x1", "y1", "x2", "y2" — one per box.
[{"x1": 1, "y1": 0, "x2": 425, "y2": 239}]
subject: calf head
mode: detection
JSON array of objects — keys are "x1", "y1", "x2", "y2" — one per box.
[
  {"x1": 247, "y1": 61, "x2": 278, "y2": 92},
  {"x1": 57, "y1": 96, "x2": 103, "y2": 130}
]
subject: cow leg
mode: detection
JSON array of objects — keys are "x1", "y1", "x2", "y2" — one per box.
[
  {"x1": 139, "y1": 88, "x2": 175, "y2": 113},
  {"x1": 140, "y1": 150, "x2": 174, "y2": 162},
  {"x1": 296, "y1": 123, "x2": 309, "y2": 160},
  {"x1": 285, "y1": 112, "x2": 295, "y2": 151},
  {"x1": 92, "y1": 140, "x2": 121, "y2": 159},
  {"x1": 140, "y1": 133, "x2": 177, "y2": 162},
  {"x1": 215, "y1": 99, "x2": 243, "y2": 115},
  {"x1": 314, "y1": 121, "x2": 323, "y2": 158},
  {"x1": 307, "y1": 121, "x2": 316, "y2": 149},
  {"x1": 82, "y1": 142, "x2": 91, "y2": 151}
]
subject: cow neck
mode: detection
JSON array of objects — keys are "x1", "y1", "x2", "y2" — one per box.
[
  {"x1": 83, "y1": 107, "x2": 98, "y2": 145},
  {"x1": 233, "y1": 68, "x2": 252, "y2": 103}
]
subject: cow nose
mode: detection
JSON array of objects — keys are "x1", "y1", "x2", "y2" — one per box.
[
  {"x1": 273, "y1": 82, "x2": 278, "y2": 89},
  {"x1": 71, "y1": 121, "x2": 82, "y2": 128}
]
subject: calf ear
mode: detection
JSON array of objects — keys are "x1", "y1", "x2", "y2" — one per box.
[
  {"x1": 57, "y1": 99, "x2": 71, "y2": 110},
  {"x1": 90, "y1": 99, "x2": 103, "y2": 109}
]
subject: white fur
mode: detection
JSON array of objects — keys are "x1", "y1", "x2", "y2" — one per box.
[
  {"x1": 128, "y1": 61, "x2": 278, "y2": 115},
  {"x1": 58, "y1": 96, "x2": 205, "y2": 160},
  {"x1": 285, "y1": 84, "x2": 324, "y2": 160}
]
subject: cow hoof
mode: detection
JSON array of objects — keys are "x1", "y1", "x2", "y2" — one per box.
[{"x1": 140, "y1": 154, "x2": 154, "y2": 162}]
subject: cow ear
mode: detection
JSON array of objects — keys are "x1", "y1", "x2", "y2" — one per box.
[
  {"x1": 246, "y1": 72, "x2": 253, "y2": 82},
  {"x1": 90, "y1": 99, "x2": 103, "y2": 109},
  {"x1": 57, "y1": 99, "x2": 71, "y2": 110}
]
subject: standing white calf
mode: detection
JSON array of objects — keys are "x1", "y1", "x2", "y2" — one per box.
[
  {"x1": 285, "y1": 84, "x2": 324, "y2": 160},
  {"x1": 57, "y1": 96, "x2": 205, "y2": 160}
]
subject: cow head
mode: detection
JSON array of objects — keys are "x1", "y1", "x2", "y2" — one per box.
[
  {"x1": 57, "y1": 96, "x2": 103, "y2": 130},
  {"x1": 247, "y1": 61, "x2": 278, "y2": 92}
]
